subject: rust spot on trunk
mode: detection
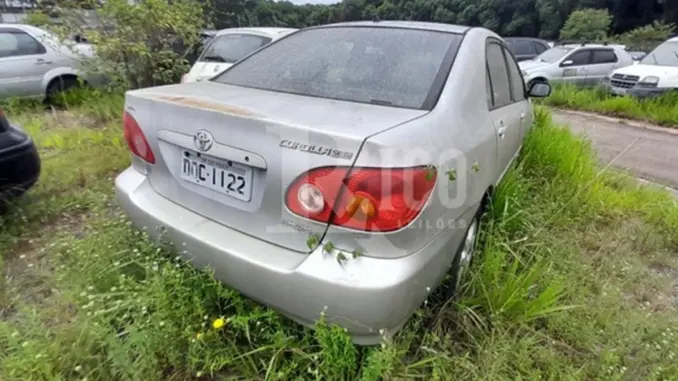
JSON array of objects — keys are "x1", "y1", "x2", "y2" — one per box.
[{"x1": 150, "y1": 95, "x2": 260, "y2": 118}]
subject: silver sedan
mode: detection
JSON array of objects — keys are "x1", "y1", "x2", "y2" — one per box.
[{"x1": 115, "y1": 21, "x2": 551, "y2": 344}]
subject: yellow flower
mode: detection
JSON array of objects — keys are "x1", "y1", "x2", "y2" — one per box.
[
  {"x1": 212, "y1": 317, "x2": 226, "y2": 330},
  {"x1": 196, "y1": 332, "x2": 204, "y2": 340}
]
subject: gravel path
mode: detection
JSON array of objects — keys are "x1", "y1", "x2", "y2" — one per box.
[{"x1": 551, "y1": 109, "x2": 678, "y2": 197}]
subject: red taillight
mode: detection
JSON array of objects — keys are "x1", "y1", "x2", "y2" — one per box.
[
  {"x1": 123, "y1": 111, "x2": 155, "y2": 164},
  {"x1": 286, "y1": 166, "x2": 437, "y2": 232}
]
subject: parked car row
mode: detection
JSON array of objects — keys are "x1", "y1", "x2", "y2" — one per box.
[
  {"x1": 0, "y1": 24, "x2": 220, "y2": 102},
  {"x1": 515, "y1": 37, "x2": 678, "y2": 98},
  {"x1": 114, "y1": 20, "x2": 552, "y2": 345}
]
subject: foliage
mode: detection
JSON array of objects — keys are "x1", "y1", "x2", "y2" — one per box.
[
  {"x1": 12, "y1": 0, "x2": 677, "y2": 40},
  {"x1": 559, "y1": 8, "x2": 613, "y2": 41},
  {"x1": 201, "y1": 0, "x2": 675, "y2": 40},
  {"x1": 28, "y1": 0, "x2": 205, "y2": 90},
  {"x1": 615, "y1": 21, "x2": 676, "y2": 52},
  {"x1": 540, "y1": 84, "x2": 678, "y2": 127}
]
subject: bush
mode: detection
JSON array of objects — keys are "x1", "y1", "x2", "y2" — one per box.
[
  {"x1": 615, "y1": 21, "x2": 676, "y2": 52},
  {"x1": 29, "y1": 0, "x2": 206, "y2": 90},
  {"x1": 559, "y1": 8, "x2": 612, "y2": 41}
]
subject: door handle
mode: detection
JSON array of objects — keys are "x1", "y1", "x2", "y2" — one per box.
[
  {"x1": 35, "y1": 58, "x2": 52, "y2": 65},
  {"x1": 497, "y1": 123, "x2": 507, "y2": 139}
]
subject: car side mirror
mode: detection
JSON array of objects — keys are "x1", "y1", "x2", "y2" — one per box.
[
  {"x1": 528, "y1": 82, "x2": 551, "y2": 98},
  {"x1": 560, "y1": 60, "x2": 575, "y2": 67}
]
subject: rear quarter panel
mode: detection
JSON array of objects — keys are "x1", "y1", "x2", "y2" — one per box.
[{"x1": 322, "y1": 28, "x2": 500, "y2": 259}]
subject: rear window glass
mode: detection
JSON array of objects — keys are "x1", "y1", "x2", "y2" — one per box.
[
  {"x1": 199, "y1": 33, "x2": 272, "y2": 64},
  {"x1": 212, "y1": 27, "x2": 463, "y2": 110}
]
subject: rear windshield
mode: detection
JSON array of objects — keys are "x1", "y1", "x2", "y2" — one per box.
[
  {"x1": 212, "y1": 27, "x2": 463, "y2": 110},
  {"x1": 199, "y1": 33, "x2": 272, "y2": 64},
  {"x1": 640, "y1": 41, "x2": 678, "y2": 67}
]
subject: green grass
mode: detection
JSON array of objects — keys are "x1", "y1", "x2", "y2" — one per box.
[
  {"x1": 1, "y1": 97, "x2": 678, "y2": 380},
  {"x1": 541, "y1": 84, "x2": 678, "y2": 127}
]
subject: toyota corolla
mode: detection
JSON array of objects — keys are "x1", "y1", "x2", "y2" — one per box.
[{"x1": 115, "y1": 21, "x2": 550, "y2": 344}]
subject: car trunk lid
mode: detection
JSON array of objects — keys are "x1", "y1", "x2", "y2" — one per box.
[{"x1": 124, "y1": 81, "x2": 428, "y2": 253}]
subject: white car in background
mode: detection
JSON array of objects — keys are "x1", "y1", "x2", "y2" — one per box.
[
  {"x1": 0, "y1": 24, "x2": 98, "y2": 101},
  {"x1": 604, "y1": 36, "x2": 678, "y2": 98},
  {"x1": 181, "y1": 27, "x2": 297, "y2": 84},
  {"x1": 519, "y1": 43, "x2": 633, "y2": 88}
]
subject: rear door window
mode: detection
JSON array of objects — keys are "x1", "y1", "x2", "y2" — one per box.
[
  {"x1": 591, "y1": 49, "x2": 618, "y2": 64},
  {"x1": 486, "y1": 42, "x2": 512, "y2": 109},
  {"x1": 200, "y1": 33, "x2": 272, "y2": 64},
  {"x1": 213, "y1": 27, "x2": 463, "y2": 110},
  {"x1": 533, "y1": 41, "x2": 548, "y2": 54},
  {"x1": 512, "y1": 40, "x2": 534, "y2": 55},
  {"x1": 564, "y1": 50, "x2": 592, "y2": 66},
  {"x1": 0, "y1": 30, "x2": 45, "y2": 58},
  {"x1": 503, "y1": 46, "x2": 526, "y2": 102}
]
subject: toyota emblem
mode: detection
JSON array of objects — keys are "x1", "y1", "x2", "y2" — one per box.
[{"x1": 194, "y1": 130, "x2": 214, "y2": 152}]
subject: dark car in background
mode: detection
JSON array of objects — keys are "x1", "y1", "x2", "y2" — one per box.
[
  {"x1": 505, "y1": 37, "x2": 551, "y2": 61},
  {"x1": 0, "y1": 108, "x2": 40, "y2": 211}
]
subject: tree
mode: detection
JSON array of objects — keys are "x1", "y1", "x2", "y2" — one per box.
[
  {"x1": 559, "y1": 8, "x2": 613, "y2": 41},
  {"x1": 28, "y1": 0, "x2": 205, "y2": 90},
  {"x1": 615, "y1": 21, "x2": 676, "y2": 51}
]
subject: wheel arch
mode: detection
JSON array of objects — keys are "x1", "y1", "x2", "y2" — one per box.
[{"x1": 41, "y1": 67, "x2": 85, "y2": 95}]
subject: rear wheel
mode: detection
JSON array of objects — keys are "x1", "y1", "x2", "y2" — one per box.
[{"x1": 45, "y1": 76, "x2": 81, "y2": 106}]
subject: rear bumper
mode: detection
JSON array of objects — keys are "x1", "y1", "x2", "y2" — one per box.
[
  {"x1": 0, "y1": 127, "x2": 41, "y2": 198},
  {"x1": 115, "y1": 166, "x2": 471, "y2": 344}
]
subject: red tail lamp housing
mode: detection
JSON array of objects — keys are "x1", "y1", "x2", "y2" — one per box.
[
  {"x1": 286, "y1": 166, "x2": 437, "y2": 232},
  {"x1": 123, "y1": 111, "x2": 155, "y2": 164}
]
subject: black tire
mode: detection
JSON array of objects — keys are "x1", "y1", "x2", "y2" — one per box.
[{"x1": 45, "y1": 76, "x2": 81, "y2": 106}]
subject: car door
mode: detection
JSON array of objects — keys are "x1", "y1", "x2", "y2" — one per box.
[
  {"x1": 559, "y1": 49, "x2": 592, "y2": 86},
  {"x1": 586, "y1": 48, "x2": 619, "y2": 86},
  {"x1": 486, "y1": 39, "x2": 523, "y2": 179},
  {"x1": 0, "y1": 27, "x2": 54, "y2": 99}
]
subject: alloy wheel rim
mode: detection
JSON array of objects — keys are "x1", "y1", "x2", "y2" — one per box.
[{"x1": 456, "y1": 218, "x2": 478, "y2": 290}]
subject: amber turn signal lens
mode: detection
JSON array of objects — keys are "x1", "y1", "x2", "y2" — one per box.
[
  {"x1": 345, "y1": 195, "x2": 376, "y2": 220},
  {"x1": 360, "y1": 198, "x2": 376, "y2": 218}
]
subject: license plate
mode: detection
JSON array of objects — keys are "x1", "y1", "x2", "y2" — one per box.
[
  {"x1": 611, "y1": 87, "x2": 627, "y2": 95},
  {"x1": 179, "y1": 150, "x2": 253, "y2": 202}
]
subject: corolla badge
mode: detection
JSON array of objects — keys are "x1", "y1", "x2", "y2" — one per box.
[
  {"x1": 194, "y1": 130, "x2": 214, "y2": 152},
  {"x1": 213, "y1": 65, "x2": 221, "y2": 73}
]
